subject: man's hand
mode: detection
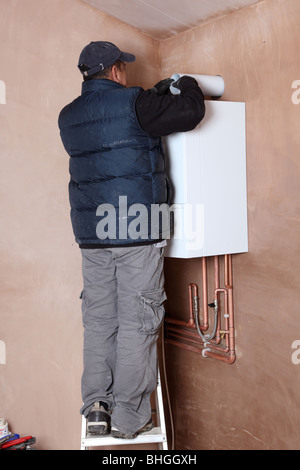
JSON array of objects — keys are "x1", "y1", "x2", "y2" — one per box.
[{"x1": 150, "y1": 78, "x2": 174, "y2": 95}]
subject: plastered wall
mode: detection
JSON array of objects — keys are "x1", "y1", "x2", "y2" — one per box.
[
  {"x1": 1, "y1": 0, "x2": 300, "y2": 451},
  {"x1": 0, "y1": 0, "x2": 160, "y2": 450},
  {"x1": 162, "y1": 0, "x2": 300, "y2": 450}
]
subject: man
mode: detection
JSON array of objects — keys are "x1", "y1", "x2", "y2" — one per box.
[{"x1": 58, "y1": 41, "x2": 205, "y2": 439}]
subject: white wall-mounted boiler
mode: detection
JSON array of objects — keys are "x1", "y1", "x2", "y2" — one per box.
[{"x1": 164, "y1": 98, "x2": 248, "y2": 259}]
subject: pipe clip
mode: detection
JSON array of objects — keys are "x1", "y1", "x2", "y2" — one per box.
[{"x1": 202, "y1": 347, "x2": 211, "y2": 358}]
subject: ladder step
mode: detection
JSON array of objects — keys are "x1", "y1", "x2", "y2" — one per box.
[
  {"x1": 82, "y1": 426, "x2": 167, "y2": 447},
  {"x1": 81, "y1": 366, "x2": 168, "y2": 449}
]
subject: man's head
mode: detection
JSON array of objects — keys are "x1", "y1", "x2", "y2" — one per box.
[{"x1": 78, "y1": 41, "x2": 135, "y2": 86}]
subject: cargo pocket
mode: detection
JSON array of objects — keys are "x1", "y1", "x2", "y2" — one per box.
[{"x1": 138, "y1": 288, "x2": 167, "y2": 335}]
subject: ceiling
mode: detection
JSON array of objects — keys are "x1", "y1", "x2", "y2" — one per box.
[{"x1": 81, "y1": 0, "x2": 262, "y2": 39}]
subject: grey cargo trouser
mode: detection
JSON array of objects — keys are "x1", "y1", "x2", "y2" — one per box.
[{"x1": 80, "y1": 244, "x2": 166, "y2": 435}]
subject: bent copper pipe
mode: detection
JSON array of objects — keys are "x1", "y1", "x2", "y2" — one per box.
[
  {"x1": 165, "y1": 327, "x2": 232, "y2": 359},
  {"x1": 214, "y1": 256, "x2": 221, "y2": 343},
  {"x1": 203, "y1": 255, "x2": 235, "y2": 362},
  {"x1": 165, "y1": 254, "x2": 236, "y2": 364},
  {"x1": 186, "y1": 258, "x2": 209, "y2": 332},
  {"x1": 202, "y1": 348, "x2": 236, "y2": 364},
  {"x1": 188, "y1": 283, "x2": 198, "y2": 328},
  {"x1": 201, "y1": 258, "x2": 209, "y2": 331},
  {"x1": 166, "y1": 324, "x2": 230, "y2": 353},
  {"x1": 165, "y1": 319, "x2": 235, "y2": 363},
  {"x1": 215, "y1": 287, "x2": 229, "y2": 349},
  {"x1": 204, "y1": 255, "x2": 235, "y2": 362},
  {"x1": 224, "y1": 254, "x2": 235, "y2": 360},
  {"x1": 165, "y1": 339, "x2": 234, "y2": 362}
]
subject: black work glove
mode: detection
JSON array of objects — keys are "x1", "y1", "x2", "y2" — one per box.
[{"x1": 150, "y1": 78, "x2": 174, "y2": 95}]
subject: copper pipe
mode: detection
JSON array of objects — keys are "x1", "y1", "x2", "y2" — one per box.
[
  {"x1": 166, "y1": 326, "x2": 230, "y2": 353},
  {"x1": 165, "y1": 316, "x2": 196, "y2": 329},
  {"x1": 202, "y1": 254, "x2": 236, "y2": 363},
  {"x1": 215, "y1": 287, "x2": 229, "y2": 349},
  {"x1": 166, "y1": 322, "x2": 199, "y2": 338},
  {"x1": 188, "y1": 283, "x2": 198, "y2": 328},
  {"x1": 214, "y1": 256, "x2": 221, "y2": 343},
  {"x1": 203, "y1": 255, "x2": 235, "y2": 362},
  {"x1": 166, "y1": 322, "x2": 230, "y2": 353},
  {"x1": 202, "y1": 349, "x2": 236, "y2": 364},
  {"x1": 186, "y1": 258, "x2": 208, "y2": 333},
  {"x1": 165, "y1": 317, "x2": 235, "y2": 362},
  {"x1": 166, "y1": 340, "x2": 234, "y2": 362},
  {"x1": 225, "y1": 254, "x2": 233, "y2": 288},
  {"x1": 165, "y1": 254, "x2": 236, "y2": 364},
  {"x1": 224, "y1": 254, "x2": 235, "y2": 360},
  {"x1": 201, "y1": 258, "x2": 208, "y2": 331},
  {"x1": 165, "y1": 329, "x2": 231, "y2": 357},
  {"x1": 204, "y1": 341, "x2": 229, "y2": 353},
  {"x1": 167, "y1": 331, "x2": 204, "y2": 347},
  {"x1": 166, "y1": 338, "x2": 203, "y2": 355}
]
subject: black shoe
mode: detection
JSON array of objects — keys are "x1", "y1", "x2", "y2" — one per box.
[
  {"x1": 87, "y1": 402, "x2": 110, "y2": 435},
  {"x1": 111, "y1": 419, "x2": 153, "y2": 439}
]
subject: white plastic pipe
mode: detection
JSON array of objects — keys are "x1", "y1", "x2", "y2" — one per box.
[{"x1": 170, "y1": 73, "x2": 225, "y2": 98}]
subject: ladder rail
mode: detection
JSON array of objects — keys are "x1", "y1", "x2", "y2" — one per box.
[
  {"x1": 155, "y1": 369, "x2": 168, "y2": 449},
  {"x1": 80, "y1": 367, "x2": 168, "y2": 450}
]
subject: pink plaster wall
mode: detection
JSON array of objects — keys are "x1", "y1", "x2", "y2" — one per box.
[
  {"x1": 0, "y1": 0, "x2": 160, "y2": 450},
  {"x1": 162, "y1": 0, "x2": 300, "y2": 450},
  {"x1": 1, "y1": 0, "x2": 300, "y2": 451}
]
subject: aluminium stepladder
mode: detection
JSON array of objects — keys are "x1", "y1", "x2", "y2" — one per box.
[{"x1": 80, "y1": 367, "x2": 168, "y2": 450}]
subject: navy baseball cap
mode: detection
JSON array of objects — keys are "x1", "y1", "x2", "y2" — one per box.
[{"x1": 78, "y1": 41, "x2": 136, "y2": 76}]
